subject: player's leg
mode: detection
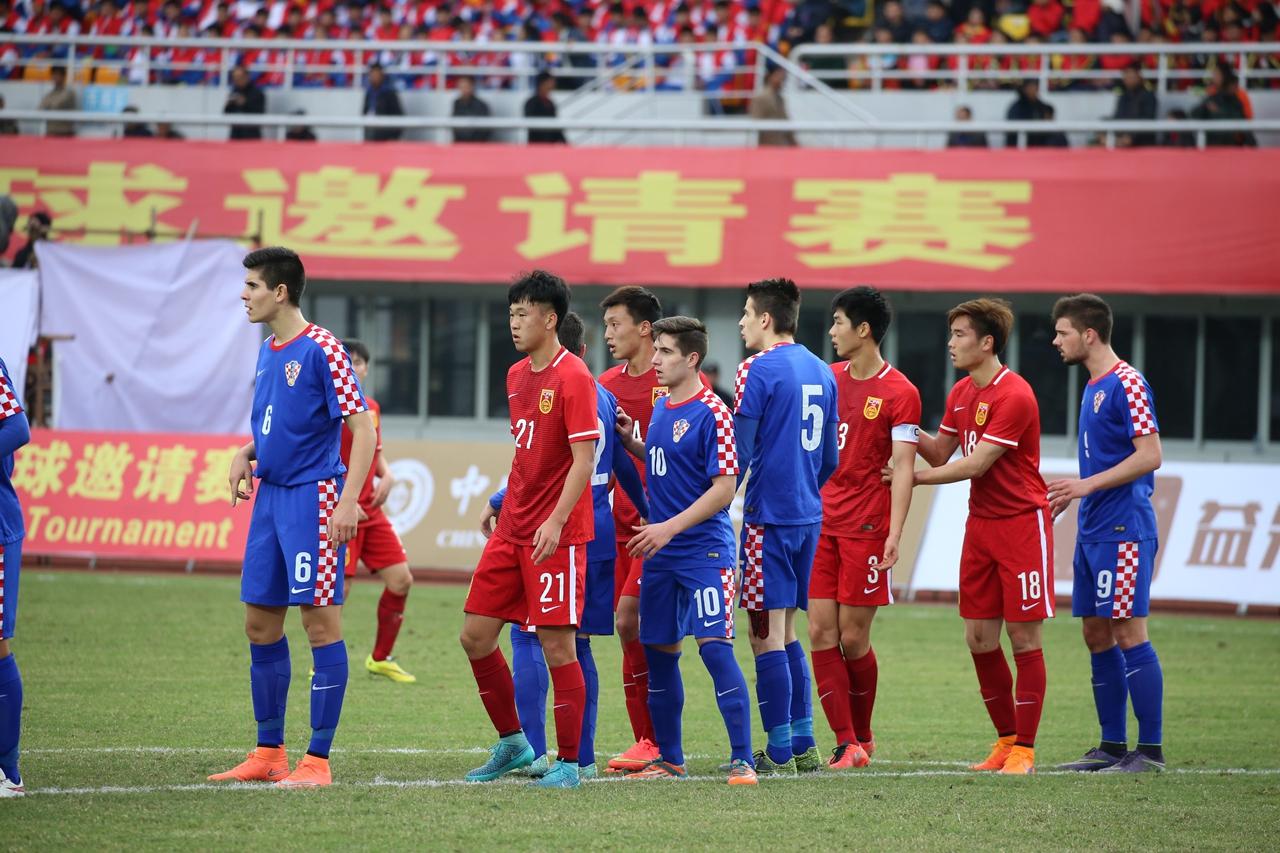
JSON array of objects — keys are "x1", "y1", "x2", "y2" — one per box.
[
  {"x1": 692, "y1": 565, "x2": 755, "y2": 785},
  {"x1": 959, "y1": 517, "x2": 1018, "y2": 771},
  {"x1": 363, "y1": 516, "x2": 415, "y2": 682},
  {"x1": 529, "y1": 544, "x2": 587, "y2": 789},
  {"x1": 837, "y1": 604, "x2": 877, "y2": 768},
  {"x1": 574, "y1": 557, "x2": 614, "y2": 778},
  {"x1": 611, "y1": 546, "x2": 658, "y2": 770},
  {"x1": 0, "y1": 539, "x2": 24, "y2": 796},
  {"x1": 783, "y1": 525, "x2": 821, "y2": 772},
  {"x1": 1102, "y1": 539, "x2": 1164, "y2": 772},
  {"x1": 1001, "y1": 619, "x2": 1044, "y2": 775},
  {"x1": 510, "y1": 624, "x2": 550, "y2": 773},
  {"x1": 342, "y1": 523, "x2": 363, "y2": 604},
  {"x1": 742, "y1": 524, "x2": 796, "y2": 774},
  {"x1": 630, "y1": 569, "x2": 687, "y2": 779},
  {"x1": 808, "y1": 536, "x2": 856, "y2": 759},
  {"x1": 276, "y1": 601, "x2": 346, "y2": 788}
]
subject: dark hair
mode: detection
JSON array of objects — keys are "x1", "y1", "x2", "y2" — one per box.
[
  {"x1": 1051, "y1": 293, "x2": 1113, "y2": 345},
  {"x1": 652, "y1": 315, "x2": 708, "y2": 370},
  {"x1": 947, "y1": 297, "x2": 1014, "y2": 355},
  {"x1": 343, "y1": 338, "x2": 371, "y2": 364},
  {"x1": 535, "y1": 70, "x2": 554, "y2": 88},
  {"x1": 558, "y1": 311, "x2": 586, "y2": 355},
  {"x1": 746, "y1": 277, "x2": 801, "y2": 335},
  {"x1": 508, "y1": 269, "x2": 569, "y2": 329},
  {"x1": 831, "y1": 286, "x2": 892, "y2": 343},
  {"x1": 243, "y1": 246, "x2": 306, "y2": 305},
  {"x1": 599, "y1": 285, "x2": 662, "y2": 327},
  {"x1": 369, "y1": 62, "x2": 385, "y2": 72}
]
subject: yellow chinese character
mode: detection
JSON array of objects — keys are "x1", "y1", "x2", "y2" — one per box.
[
  {"x1": 226, "y1": 167, "x2": 465, "y2": 260},
  {"x1": 66, "y1": 441, "x2": 135, "y2": 501},
  {"x1": 786, "y1": 174, "x2": 1032, "y2": 271},
  {"x1": 500, "y1": 171, "x2": 746, "y2": 266},
  {"x1": 193, "y1": 446, "x2": 243, "y2": 506},
  {"x1": 0, "y1": 163, "x2": 188, "y2": 246},
  {"x1": 11, "y1": 440, "x2": 73, "y2": 499},
  {"x1": 133, "y1": 444, "x2": 197, "y2": 504}
]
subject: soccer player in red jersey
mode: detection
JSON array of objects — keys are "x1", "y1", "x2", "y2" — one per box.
[
  {"x1": 810, "y1": 287, "x2": 921, "y2": 770},
  {"x1": 911, "y1": 298, "x2": 1053, "y2": 775},
  {"x1": 459, "y1": 270, "x2": 600, "y2": 789},
  {"x1": 339, "y1": 340, "x2": 416, "y2": 684}
]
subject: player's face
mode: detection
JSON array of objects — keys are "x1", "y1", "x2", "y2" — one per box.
[
  {"x1": 603, "y1": 305, "x2": 644, "y2": 361},
  {"x1": 829, "y1": 308, "x2": 864, "y2": 360},
  {"x1": 651, "y1": 332, "x2": 693, "y2": 386},
  {"x1": 349, "y1": 353, "x2": 369, "y2": 383},
  {"x1": 740, "y1": 297, "x2": 765, "y2": 351},
  {"x1": 510, "y1": 299, "x2": 553, "y2": 353},
  {"x1": 948, "y1": 316, "x2": 987, "y2": 371},
  {"x1": 1052, "y1": 318, "x2": 1087, "y2": 365},
  {"x1": 241, "y1": 271, "x2": 281, "y2": 324}
]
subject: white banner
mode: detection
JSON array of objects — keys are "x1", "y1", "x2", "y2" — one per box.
[
  {"x1": 36, "y1": 240, "x2": 259, "y2": 434},
  {"x1": 0, "y1": 269, "x2": 39, "y2": 406},
  {"x1": 913, "y1": 457, "x2": 1280, "y2": 608}
]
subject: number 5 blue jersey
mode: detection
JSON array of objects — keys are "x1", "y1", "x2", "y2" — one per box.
[
  {"x1": 251, "y1": 323, "x2": 367, "y2": 487},
  {"x1": 734, "y1": 342, "x2": 838, "y2": 526}
]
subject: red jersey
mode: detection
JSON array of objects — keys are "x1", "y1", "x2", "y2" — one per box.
[
  {"x1": 939, "y1": 366, "x2": 1047, "y2": 520},
  {"x1": 339, "y1": 396, "x2": 382, "y2": 513},
  {"x1": 598, "y1": 363, "x2": 669, "y2": 542},
  {"x1": 821, "y1": 362, "x2": 921, "y2": 539},
  {"x1": 497, "y1": 347, "x2": 601, "y2": 547}
]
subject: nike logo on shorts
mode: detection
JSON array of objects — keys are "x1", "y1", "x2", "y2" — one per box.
[
  {"x1": 1021, "y1": 602, "x2": 1039, "y2": 611},
  {"x1": 703, "y1": 619, "x2": 722, "y2": 628},
  {"x1": 291, "y1": 587, "x2": 310, "y2": 594},
  {"x1": 541, "y1": 605, "x2": 559, "y2": 613},
  {"x1": 1096, "y1": 600, "x2": 1111, "y2": 608},
  {"x1": 863, "y1": 587, "x2": 878, "y2": 595}
]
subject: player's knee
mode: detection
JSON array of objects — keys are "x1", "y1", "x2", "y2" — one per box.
[
  {"x1": 1006, "y1": 624, "x2": 1041, "y2": 655},
  {"x1": 808, "y1": 621, "x2": 839, "y2": 650},
  {"x1": 840, "y1": 627, "x2": 870, "y2": 658},
  {"x1": 964, "y1": 626, "x2": 999, "y2": 653},
  {"x1": 616, "y1": 611, "x2": 639, "y2": 641},
  {"x1": 1080, "y1": 619, "x2": 1114, "y2": 653},
  {"x1": 386, "y1": 565, "x2": 413, "y2": 596},
  {"x1": 244, "y1": 620, "x2": 282, "y2": 645},
  {"x1": 1111, "y1": 618, "x2": 1147, "y2": 650}
]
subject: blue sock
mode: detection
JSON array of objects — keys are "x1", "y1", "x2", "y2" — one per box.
[
  {"x1": 644, "y1": 647, "x2": 685, "y2": 766},
  {"x1": 249, "y1": 637, "x2": 289, "y2": 748},
  {"x1": 510, "y1": 626, "x2": 549, "y2": 758},
  {"x1": 755, "y1": 649, "x2": 793, "y2": 765},
  {"x1": 1122, "y1": 642, "x2": 1164, "y2": 746},
  {"x1": 576, "y1": 637, "x2": 599, "y2": 768},
  {"x1": 785, "y1": 640, "x2": 815, "y2": 755},
  {"x1": 308, "y1": 640, "x2": 348, "y2": 758},
  {"x1": 699, "y1": 641, "x2": 753, "y2": 764},
  {"x1": 1090, "y1": 645, "x2": 1128, "y2": 745},
  {"x1": 0, "y1": 654, "x2": 22, "y2": 785}
]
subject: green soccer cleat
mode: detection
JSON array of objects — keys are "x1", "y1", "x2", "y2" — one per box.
[
  {"x1": 752, "y1": 749, "x2": 798, "y2": 777},
  {"x1": 465, "y1": 735, "x2": 535, "y2": 782},
  {"x1": 533, "y1": 760, "x2": 581, "y2": 789},
  {"x1": 794, "y1": 746, "x2": 823, "y2": 774}
]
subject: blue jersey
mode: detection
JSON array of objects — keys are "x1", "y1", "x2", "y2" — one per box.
[
  {"x1": 734, "y1": 342, "x2": 838, "y2": 526},
  {"x1": 645, "y1": 387, "x2": 739, "y2": 568},
  {"x1": 251, "y1": 323, "x2": 367, "y2": 487},
  {"x1": 0, "y1": 357, "x2": 29, "y2": 544},
  {"x1": 1077, "y1": 361, "x2": 1160, "y2": 543}
]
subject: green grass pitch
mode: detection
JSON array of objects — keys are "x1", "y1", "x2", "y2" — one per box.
[{"x1": 4, "y1": 570, "x2": 1279, "y2": 850}]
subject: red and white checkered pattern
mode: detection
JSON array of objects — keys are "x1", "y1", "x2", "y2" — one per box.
[
  {"x1": 305, "y1": 325, "x2": 368, "y2": 418},
  {"x1": 732, "y1": 342, "x2": 791, "y2": 414},
  {"x1": 740, "y1": 524, "x2": 765, "y2": 612},
  {"x1": 1112, "y1": 541, "x2": 1139, "y2": 619},
  {"x1": 717, "y1": 566, "x2": 737, "y2": 638},
  {"x1": 1115, "y1": 362, "x2": 1156, "y2": 437},
  {"x1": 314, "y1": 479, "x2": 340, "y2": 606},
  {"x1": 0, "y1": 544, "x2": 6, "y2": 626},
  {"x1": 0, "y1": 373, "x2": 23, "y2": 421},
  {"x1": 701, "y1": 388, "x2": 740, "y2": 477}
]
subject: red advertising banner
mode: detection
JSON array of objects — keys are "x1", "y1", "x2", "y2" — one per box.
[
  {"x1": 12, "y1": 429, "x2": 250, "y2": 561},
  {"x1": 2, "y1": 139, "x2": 1276, "y2": 293}
]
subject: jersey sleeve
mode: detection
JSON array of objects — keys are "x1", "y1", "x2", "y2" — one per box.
[
  {"x1": 0, "y1": 359, "x2": 23, "y2": 422},
  {"x1": 980, "y1": 387, "x2": 1035, "y2": 449},
  {"x1": 703, "y1": 397, "x2": 740, "y2": 479},
  {"x1": 938, "y1": 383, "x2": 960, "y2": 435},
  {"x1": 563, "y1": 366, "x2": 602, "y2": 444},
  {"x1": 733, "y1": 357, "x2": 766, "y2": 419},
  {"x1": 310, "y1": 337, "x2": 368, "y2": 421},
  {"x1": 1117, "y1": 371, "x2": 1160, "y2": 438},
  {"x1": 891, "y1": 382, "x2": 923, "y2": 444}
]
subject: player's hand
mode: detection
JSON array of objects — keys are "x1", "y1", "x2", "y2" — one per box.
[
  {"x1": 880, "y1": 534, "x2": 901, "y2": 571},
  {"x1": 1046, "y1": 477, "x2": 1090, "y2": 519},
  {"x1": 531, "y1": 517, "x2": 565, "y2": 564},
  {"x1": 479, "y1": 503, "x2": 498, "y2": 540},
  {"x1": 357, "y1": 505, "x2": 369, "y2": 522},
  {"x1": 627, "y1": 521, "x2": 674, "y2": 559},
  {"x1": 615, "y1": 406, "x2": 634, "y2": 437},
  {"x1": 371, "y1": 471, "x2": 395, "y2": 508},
  {"x1": 880, "y1": 465, "x2": 894, "y2": 485},
  {"x1": 328, "y1": 500, "x2": 359, "y2": 544},
  {"x1": 228, "y1": 450, "x2": 254, "y2": 507}
]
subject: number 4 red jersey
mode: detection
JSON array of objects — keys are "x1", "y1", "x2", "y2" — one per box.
[
  {"x1": 939, "y1": 366, "x2": 1047, "y2": 519},
  {"x1": 497, "y1": 347, "x2": 601, "y2": 547}
]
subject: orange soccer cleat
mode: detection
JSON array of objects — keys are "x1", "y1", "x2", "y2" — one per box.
[
  {"x1": 607, "y1": 738, "x2": 661, "y2": 773},
  {"x1": 999, "y1": 745, "x2": 1036, "y2": 775},
  {"x1": 274, "y1": 754, "x2": 333, "y2": 788},
  {"x1": 970, "y1": 735, "x2": 1017, "y2": 771},
  {"x1": 827, "y1": 742, "x2": 871, "y2": 770},
  {"x1": 207, "y1": 746, "x2": 290, "y2": 782}
]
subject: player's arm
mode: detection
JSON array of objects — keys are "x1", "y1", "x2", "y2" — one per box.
[
  {"x1": 915, "y1": 429, "x2": 959, "y2": 468},
  {"x1": 881, "y1": 439, "x2": 918, "y2": 570},
  {"x1": 614, "y1": 406, "x2": 645, "y2": 460},
  {"x1": 913, "y1": 439, "x2": 1006, "y2": 486},
  {"x1": 229, "y1": 440, "x2": 256, "y2": 506},
  {"x1": 0, "y1": 405, "x2": 31, "y2": 457},
  {"x1": 612, "y1": 438, "x2": 649, "y2": 520},
  {"x1": 330, "y1": 409, "x2": 375, "y2": 544},
  {"x1": 532, "y1": 439, "x2": 595, "y2": 564},
  {"x1": 481, "y1": 486, "x2": 506, "y2": 539},
  {"x1": 1046, "y1": 432, "x2": 1162, "y2": 518},
  {"x1": 627, "y1": 474, "x2": 734, "y2": 559},
  {"x1": 818, "y1": 415, "x2": 839, "y2": 487},
  {"x1": 370, "y1": 452, "x2": 394, "y2": 507},
  {"x1": 734, "y1": 414, "x2": 757, "y2": 489}
]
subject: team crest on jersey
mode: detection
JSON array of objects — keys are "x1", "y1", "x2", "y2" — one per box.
[
  {"x1": 672, "y1": 418, "x2": 691, "y2": 443},
  {"x1": 284, "y1": 360, "x2": 302, "y2": 387},
  {"x1": 652, "y1": 386, "x2": 670, "y2": 406},
  {"x1": 863, "y1": 396, "x2": 883, "y2": 420},
  {"x1": 539, "y1": 388, "x2": 555, "y2": 414},
  {"x1": 1093, "y1": 390, "x2": 1106, "y2": 414},
  {"x1": 975, "y1": 401, "x2": 990, "y2": 426}
]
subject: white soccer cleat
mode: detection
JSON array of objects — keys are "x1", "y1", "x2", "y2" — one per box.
[{"x1": 0, "y1": 768, "x2": 25, "y2": 798}]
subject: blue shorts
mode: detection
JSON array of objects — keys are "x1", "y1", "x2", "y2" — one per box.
[
  {"x1": 639, "y1": 564, "x2": 737, "y2": 646},
  {"x1": 1072, "y1": 539, "x2": 1156, "y2": 619},
  {"x1": 580, "y1": 558, "x2": 616, "y2": 636},
  {"x1": 242, "y1": 479, "x2": 347, "y2": 608},
  {"x1": 0, "y1": 537, "x2": 21, "y2": 640},
  {"x1": 739, "y1": 522, "x2": 820, "y2": 612}
]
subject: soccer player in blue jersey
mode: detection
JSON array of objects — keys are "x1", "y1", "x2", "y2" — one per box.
[
  {"x1": 614, "y1": 316, "x2": 757, "y2": 785},
  {"x1": 734, "y1": 278, "x2": 839, "y2": 775},
  {"x1": 210, "y1": 247, "x2": 376, "y2": 789},
  {"x1": 1049, "y1": 294, "x2": 1166, "y2": 773},
  {"x1": 0, "y1": 356, "x2": 31, "y2": 797},
  {"x1": 482, "y1": 312, "x2": 648, "y2": 780}
]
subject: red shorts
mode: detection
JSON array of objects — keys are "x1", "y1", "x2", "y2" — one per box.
[
  {"x1": 344, "y1": 511, "x2": 408, "y2": 577},
  {"x1": 465, "y1": 535, "x2": 587, "y2": 627},
  {"x1": 959, "y1": 508, "x2": 1055, "y2": 622},
  {"x1": 613, "y1": 540, "x2": 643, "y2": 606},
  {"x1": 810, "y1": 534, "x2": 894, "y2": 607}
]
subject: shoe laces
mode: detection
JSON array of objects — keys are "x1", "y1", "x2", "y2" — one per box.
[{"x1": 830, "y1": 743, "x2": 849, "y2": 762}]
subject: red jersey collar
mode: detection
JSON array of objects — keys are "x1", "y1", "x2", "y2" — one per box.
[{"x1": 269, "y1": 323, "x2": 313, "y2": 351}]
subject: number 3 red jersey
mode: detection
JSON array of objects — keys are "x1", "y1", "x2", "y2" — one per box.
[
  {"x1": 938, "y1": 366, "x2": 1047, "y2": 519},
  {"x1": 497, "y1": 347, "x2": 602, "y2": 547}
]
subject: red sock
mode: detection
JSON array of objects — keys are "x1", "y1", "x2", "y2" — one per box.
[
  {"x1": 469, "y1": 648, "x2": 521, "y2": 736},
  {"x1": 1013, "y1": 649, "x2": 1047, "y2": 748},
  {"x1": 372, "y1": 589, "x2": 407, "y2": 662},
  {"x1": 549, "y1": 661, "x2": 586, "y2": 763},
  {"x1": 971, "y1": 649, "x2": 1017, "y2": 738},
  {"x1": 846, "y1": 647, "x2": 878, "y2": 744},
  {"x1": 812, "y1": 647, "x2": 856, "y2": 745},
  {"x1": 622, "y1": 640, "x2": 655, "y2": 742}
]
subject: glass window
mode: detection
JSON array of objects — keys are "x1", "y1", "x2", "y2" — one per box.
[
  {"x1": 895, "y1": 312, "x2": 949, "y2": 430},
  {"x1": 1110, "y1": 314, "x2": 1134, "y2": 365},
  {"x1": 488, "y1": 302, "x2": 522, "y2": 418},
  {"x1": 795, "y1": 304, "x2": 832, "y2": 361},
  {"x1": 1203, "y1": 317, "x2": 1260, "y2": 441},
  {"x1": 1018, "y1": 313, "x2": 1068, "y2": 436},
  {"x1": 1143, "y1": 316, "x2": 1196, "y2": 439},
  {"x1": 428, "y1": 300, "x2": 476, "y2": 418},
  {"x1": 310, "y1": 295, "x2": 357, "y2": 339},
  {"x1": 366, "y1": 298, "x2": 422, "y2": 416}
]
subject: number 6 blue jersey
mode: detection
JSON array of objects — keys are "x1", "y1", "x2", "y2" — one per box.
[{"x1": 734, "y1": 342, "x2": 838, "y2": 526}]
